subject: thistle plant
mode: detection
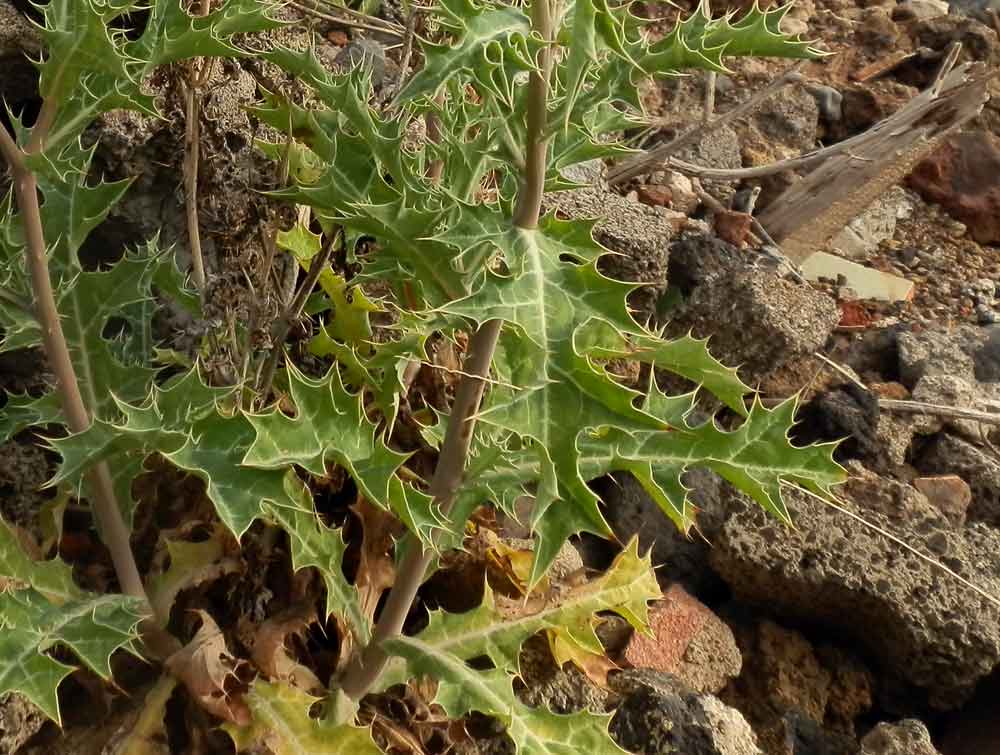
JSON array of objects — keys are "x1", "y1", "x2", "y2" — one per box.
[{"x1": 0, "y1": 0, "x2": 843, "y2": 750}]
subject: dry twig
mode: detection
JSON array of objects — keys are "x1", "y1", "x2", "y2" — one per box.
[{"x1": 607, "y1": 63, "x2": 804, "y2": 185}]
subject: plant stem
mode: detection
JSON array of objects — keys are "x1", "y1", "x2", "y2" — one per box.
[
  {"x1": 513, "y1": 0, "x2": 554, "y2": 230},
  {"x1": 338, "y1": 318, "x2": 502, "y2": 701},
  {"x1": 337, "y1": 0, "x2": 555, "y2": 704},
  {"x1": 182, "y1": 0, "x2": 213, "y2": 295},
  {"x1": 0, "y1": 127, "x2": 152, "y2": 614}
]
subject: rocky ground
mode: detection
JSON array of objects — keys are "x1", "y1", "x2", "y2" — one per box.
[{"x1": 3, "y1": 0, "x2": 1000, "y2": 752}]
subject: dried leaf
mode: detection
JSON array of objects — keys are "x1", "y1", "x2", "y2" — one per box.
[
  {"x1": 165, "y1": 611, "x2": 249, "y2": 725},
  {"x1": 351, "y1": 497, "x2": 400, "y2": 624},
  {"x1": 246, "y1": 604, "x2": 323, "y2": 695}
]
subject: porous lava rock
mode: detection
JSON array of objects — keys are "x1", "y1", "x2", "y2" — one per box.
[{"x1": 709, "y1": 490, "x2": 1000, "y2": 708}]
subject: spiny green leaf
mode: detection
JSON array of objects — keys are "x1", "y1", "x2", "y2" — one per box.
[
  {"x1": 395, "y1": 0, "x2": 537, "y2": 106},
  {"x1": 165, "y1": 409, "x2": 316, "y2": 540},
  {"x1": 579, "y1": 394, "x2": 845, "y2": 526},
  {"x1": 0, "y1": 392, "x2": 63, "y2": 445},
  {"x1": 0, "y1": 589, "x2": 145, "y2": 724},
  {"x1": 576, "y1": 318, "x2": 750, "y2": 415},
  {"x1": 244, "y1": 362, "x2": 443, "y2": 543},
  {"x1": 442, "y1": 214, "x2": 664, "y2": 582},
  {"x1": 225, "y1": 680, "x2": 382, "y2": 754},
  {"x1": 683, "y1": 0, "x2": 823, "y2": 61},
  {"x1": 382, "y1": 541, "x2": 656, "y2": 687},
  {"x1": 309, "y1": 325, "x2": 426, "y2": 432},
  {"x1": 34, "y1": 0, "x2": 137, "y2": 117},
  {"x1": 0, "y1": 518, "x2": 82, "y2": 604},
  {"x1": 396, "y1": 652, "x2": 629, "y2": 754},
  {"x1": 133, "y1": 0, "x2": 285, "y2": 68},
  {"x1": 49, "y1": 368, "x2": 314, "y2": 538},
  {"x1": 381, "y1": 545, "x2": 656, "y2": 754},
  {"x1": 261, "y1": 503, "x2": 370, "y2": 644}
]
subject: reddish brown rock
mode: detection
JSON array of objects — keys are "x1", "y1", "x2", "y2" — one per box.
[
  {"x1": 636, "y1": 185, "x2": 673, "y2": 208},
  {"x1": 326, "y1": 29, "x2": 349, "y2": 46},
  {"x1": 722, "y1": 619, "x2": 873, "y2": 755},
  {"x1": 622, "y1": 584, "x2": 741, "y2": 694},
  {"x1": 714, "y1": 209, "x2": 753, "y2": 247},
  {"x1": 913, "y1": 475, "x2": 972, "y2": 528},
  {"x1": 869, "y1": 381, "x2": 909, "y2": 400},
  {"x1": 907, "y1": 132, "x2": 1000, "y2": 244}
]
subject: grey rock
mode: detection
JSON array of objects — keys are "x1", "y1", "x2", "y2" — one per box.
[
  {"x1": 667, "y1": 267, "x2": 839, "y2": 386},
  {"x1": 911, "y1": 374, "x2": 983, "y2": 438},
  {"x1": 791, "y1": 384, "x2": 883, "y2": 466},
  {"x1": 709, "y1": 489, "x2": 1000, "y2": 709},
  {"x1": 897, "y1": 0, "x2": 951, "y2": 19},
  {"x1": 804, "y1": 83, "x2": 844, "y2": 123},
  {"x1": 0, "y1": 693, "x2": 46, "y2": 753},
  {"x1": 946, "y1": 0, "x2": 1000, "y2": 24},
  {"x1": 0, "y1": 3, "x2": 39, "y2": 57},
  {"x1": 750, "y1": 87, "x2": 819, "y2": 156},
  {"x1": 332, "y1": 38, "x2": 387, "y2": 87},
  {"x1": 545, "y1": 184, "x2": 681, "y2": 320},
  {"x1": 610, "y1": 671, "x2": 762, "y2": 755},
  {"x1": 977, "y1": 325, "x2": 1000, "y2": 381},
  {"x1": 517, "y1": 636, "x2": 611, "y2": 714},
  {"x1": 667, "y1": 230, "x2": 744, "y2": 293},
  {"x1": 842, "y1": 460, "x2": 950, "y2": 529},
  {"x1": 675, "y1": 125, "x2": 742, "y2": 205},
  {"x1": 831, "y1": 187, "x2": 914, "y2": 258},
  {"x1": 976, "y1": 304, "x2": 999, "y2": 324},
  {"x1": 918, "y1": 433, "x2": 1000, "y2": 526},
  {"x1": 771, "y1": 710, "x2": 860, "y2": 755},
  {"x1": 860, "y1": 719, "x2": 941, "y2": 755},
  {"x1": 721, "y1": 617, "x2": 871, "y2": 755},
  {"x1": 897, "y1": 326, "x2": 987, "y2": 385},
  {"x1": 595, "y1": 469, "x2": 735, "y2": 598},
  {"x1": 560, "y1": 158, "x2": 606, "y2": 186}
]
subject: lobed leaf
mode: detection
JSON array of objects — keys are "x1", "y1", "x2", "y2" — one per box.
[
  {"x1": 261, "y1": 503, "x2": 370, "y2": 645},
  {"x1": 225, "y1": 680, "x2": 382, "y2": 754},
  {"x1": 0, "y1": 588, "x2": 145, "y2": 724},
  {"x1": 0, "y1": 518, "x2": 81, "y2": 604},
  {"x1": 244, "y1": 363, "x2": 444, "y2": 543},
  {"x1": 380, "y1": 544, "x2": 657, "y2": 754}
]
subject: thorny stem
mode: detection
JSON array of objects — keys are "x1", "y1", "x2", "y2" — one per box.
[
  {"x1": 182, "y1": 0, "x2": 214, "y2": 295},
  {"x1": 338, "y1": 0, "x2": 556, "y2": 704},
  {"x1": 0, "y1": 126, "x2": 168, "y2": 639}
]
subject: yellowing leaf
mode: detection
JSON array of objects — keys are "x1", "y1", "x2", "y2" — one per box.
[
  {"x1": 147, "y1": 526, "x2": 242, "y2": 626},
  {"x1": 109, "y1": 675, "x2": 177, "y2": 755},
  {"x1": 546, "y1": 629, "x2": 617, "y2": 688},
  {"x1": 225, "y1": 680, "x2": 382, "y2": 754}
]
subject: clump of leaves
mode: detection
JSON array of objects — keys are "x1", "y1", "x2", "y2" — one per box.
[{"x1": 0, "y1": 0, "x2": 843, "y2": 751}]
